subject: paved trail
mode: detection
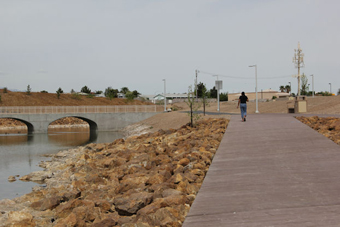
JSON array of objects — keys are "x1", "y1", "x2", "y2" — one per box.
[{"x1": 183, "y1": 114, "x2": 340, "y2": 227}]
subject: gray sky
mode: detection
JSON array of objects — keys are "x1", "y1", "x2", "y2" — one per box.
[{"x1": 1, "y1": 0, "x2": 339, "y2": 95}]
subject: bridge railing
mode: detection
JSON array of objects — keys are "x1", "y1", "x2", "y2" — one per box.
[{"x1": 0, "y1": 105, "x2": 164, "y2": 114}]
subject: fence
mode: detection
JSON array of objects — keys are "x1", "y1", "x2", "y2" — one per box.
[{"x1": 0, "y1": 105, "x2": 164, "y2": 114}]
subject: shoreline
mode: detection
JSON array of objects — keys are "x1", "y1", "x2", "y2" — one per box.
[{"x1": 0, "y1": 118, "x2": 229, "y2": 226}]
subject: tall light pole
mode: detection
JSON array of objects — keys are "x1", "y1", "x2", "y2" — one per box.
[
  {"x1": 329, "y1": 83, "x2": 332, "y2": 94},
  {"x1": 249, "y1": 65, "x2": 259, "y2": 113},
  {"x1": 310, "y1": 74, "x2": 314, "y2": 98},
  {"x1": 162, "y1": 79, "x2": 166, "y2": 111},
  {"x1": 288, "y1": 82, "x2": 291, "y2": 96}
]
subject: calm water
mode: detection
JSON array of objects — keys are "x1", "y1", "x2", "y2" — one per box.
[{"x1": 0, "y1": 129, "x2": 124, "y2": 200}]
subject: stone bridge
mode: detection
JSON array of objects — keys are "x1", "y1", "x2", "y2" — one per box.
[{"x1": 0, "y1": 105, "x2": 163, "y2": 133}]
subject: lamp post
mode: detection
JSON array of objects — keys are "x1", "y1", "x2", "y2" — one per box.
[
  {"x1": 310, "y1": 75, "x2": 314, "y2": 98},
  {"x1": 162, "y1": 79, "x2": 166, "y2": 111},
  {"x1": 288, "y1": 82, "x2": 291, "y2": 96},
  {"x1": 249, "y1": 65, "x2": 259, "y2": 113},
  {"x1": 329, "y1": 83, "x2": 332, "y2": 94}
]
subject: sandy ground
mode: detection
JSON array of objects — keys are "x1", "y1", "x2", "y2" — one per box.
[{"x1": 123, "y1": 96, "x2": 340, "y2": 136}]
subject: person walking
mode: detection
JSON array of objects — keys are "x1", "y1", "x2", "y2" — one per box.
[{"x1": 237, "y1": 91, "x2": 249, "y2": 122}]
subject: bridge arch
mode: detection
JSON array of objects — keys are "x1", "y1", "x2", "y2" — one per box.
[
  {"x1": 48, "y1": 116, "x2": 98, "y2": 131},
  {"x1": 0, "y1": 117, "x2": 34, "y2": 134}
]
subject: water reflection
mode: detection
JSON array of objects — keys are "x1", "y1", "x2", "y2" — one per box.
[
  {"x1": 48, "y1": 128, "x2": 93, "y2": 146},
  {"x1": 0, "y1": 134, "x2": 30, "y2": 145},
  {"x1": 0, "y1": 128, "x2": 124, "y2": 200}
]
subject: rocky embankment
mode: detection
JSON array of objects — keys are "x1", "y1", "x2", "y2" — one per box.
[
  {"x1": 296, "y1": 116, "x2": 340, "y2": 145},
  {"x1": 49, "y1": 117, "x2": 89, "y2": 129},
  {"x1": 0, "y1": 118, "x2": 228, "y2": 227}
]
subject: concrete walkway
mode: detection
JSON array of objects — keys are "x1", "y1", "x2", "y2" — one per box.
[{"x1": 183, "y1": 114, "x2": 340, "y2": 227}]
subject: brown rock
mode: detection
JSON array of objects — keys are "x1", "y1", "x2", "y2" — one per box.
[
  {"x1": 121, "y1": 222, "x2": 151, "y2": 227},
  {"x1": 178, "y1": 158, "x2": 190, "y2": 166},
  {"x1": 30, "y1": 196, "x2": 62, "y2": 211},
  {"x1": 114, "y1": 192, "x2": 153, "y2": 215},
  {"x1": 91, "y1": 218, "x2": 117, "y2": 227},
  {"x1": 7, "y1": 211, "x2": 35, "y2": 226},
  {"x1": 8, "y1": 175, "x2": 16, "y2": 182}
]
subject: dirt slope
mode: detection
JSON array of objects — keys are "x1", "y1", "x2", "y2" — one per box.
[{"x1": 0, "y1": 91, "x2": 151, "y2": 106}]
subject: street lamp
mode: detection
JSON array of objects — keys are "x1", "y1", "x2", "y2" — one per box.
[
  {"x1": 329, "y1": 83, "x2": 332, "y2": 94},
  {"x1": 288, "y1": 82, "x2": 291, "y2": 96},
  {"x1": 162, "y1": 79, "x2": 166, "y2": 111},
  {"x1": 310, "y1": 75, "x2": 314, "y2": 98},
  {"x1": 249, "y1": 65, "x2": 259, "y2": 113}
]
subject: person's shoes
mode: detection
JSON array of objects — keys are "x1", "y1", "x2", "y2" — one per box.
[{"x1": 244, "y1": 117, "x2": 246, "y2": 122}]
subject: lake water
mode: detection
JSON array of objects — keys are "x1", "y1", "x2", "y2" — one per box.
[{"x1": 0, "y1": 129, "x2": 124, "y2": 200}]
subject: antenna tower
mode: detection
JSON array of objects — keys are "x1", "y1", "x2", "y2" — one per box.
[{"x1": 292, "y1": 42, "x2": 305, "y2": 96}]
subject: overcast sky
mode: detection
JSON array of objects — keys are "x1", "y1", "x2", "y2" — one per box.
[{"x1": 1, "y1": 0, "x2": 339, "y2": 95}]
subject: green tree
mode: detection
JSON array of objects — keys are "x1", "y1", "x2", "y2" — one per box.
[
  {"x1": 209, "y1": 86, "x2": 217, "y2": 99},
  {"x1": 120, "y1": 87, "x2": 130, "y2": 94},
  {"x1": 300, "y1": 73, "x2": 308, "y2": 95},
  {"x1": 200, "y1": 84, "x2": 209, "y2": 116},
  {"x1": 95, "y1": 90, "x2": 103, "y2": 95},
  {"x1": 26, "y1": 85, "x2": 31, "y2": 95},
  {"x1": 56, "y1": 87, "x2": 63, "y2": 99},
  {"x1": 132, "y1": 90, "x2": 141, "y2": 98},
  {"x1": 285, "y1": 85, "x2": 291, "y2": 94},
  {"x1": 185, "y1": 85, "x2": 201, "y2": 127},
  {"x1": 81, "y1": 86, "x2": 91, "y2": 94},
  {"x1": 196, "y1": 82, "x2": 207, "y2": 98},
  {"x1": 104, "y1": 87, "x2": 118, "y2": 100},
  {"x1": 3, "y1": 87, "x2": 7, "y2": 93},
  {"x1": 70, "y1": 89, "x2": 75, "y2": 94},
  {"x1": 125, "y1": 91, "x2": 135, "y2": 101},
  {"x1": 220, "y1": 92, "x2": 228, "y2": 101},
  {"x1": 279, "y1": 85, "x2": 285, "y2": 92}
]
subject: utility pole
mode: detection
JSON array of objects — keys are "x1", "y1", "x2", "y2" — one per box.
[
  {"x1": 195, "y1": 70, "x2": 199, "y2": 102},
  {"x1": 292, "y1": 42, "x2": 305, "y2": 96}
]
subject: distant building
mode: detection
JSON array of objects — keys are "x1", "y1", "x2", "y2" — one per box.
[
  {"x1": 140, "y1": 93, "x2": 193, "y2": 103},
  {"x1": 229, "y1": 89, "x2": 290, "y2": 101},
  {"x1": 117, "y1": 93, "x2": 126, "y2": 98}
]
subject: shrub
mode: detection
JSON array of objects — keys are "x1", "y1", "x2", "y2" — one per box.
[
  {"x1": 272, "y1": 96, "x2": 277, "y2": 99},
  {"x1": 71, "y1": 93, "x2": 81, "y2": 100},
  {"x1": 3, "y1": 87, "x2": 7, "y2": 93},
  {"x1": 87, "y1": 94, "x2": 95, "y2": 98},
  {"x1": 40, "y1": 90, "x2": 48, "y2": 93}
]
